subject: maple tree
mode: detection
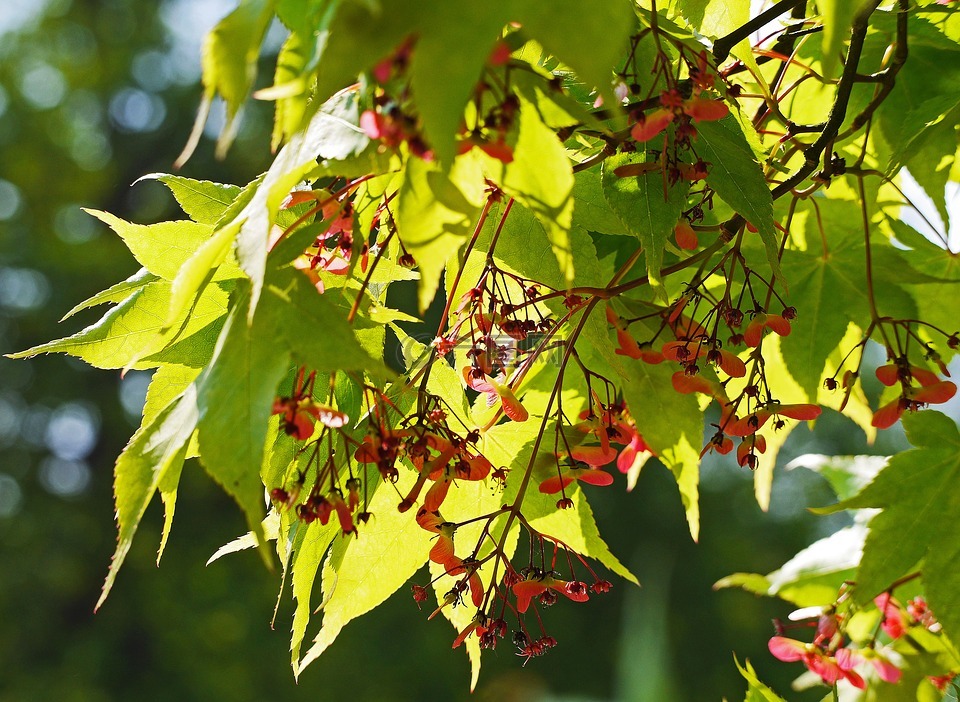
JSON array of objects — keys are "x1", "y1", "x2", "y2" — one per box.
[{"x1": 11, "y1": 0, "x2": 960, "y2": 698}]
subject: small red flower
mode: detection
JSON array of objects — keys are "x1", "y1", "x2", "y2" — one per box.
[
  {"x1": 453, "y1": 612, "x2": 489, "y2": 649},
  {"x1": 272, "y1": 399, "x2": 347, "y2": 441},
  {"x1": 432, "y1": 334, "x2": 457, "y2": 356},
  {"x1": 662, "y1": 339, "x2": 708, "y2": 363},
  {"x1": 631, "y1": 108, "x2": 674, "y2": 142},
  {"x1": 736, "y1": 434, "x2": 767, "y2": 467},
  {"x1": 512, "y1": 573, "x2": 590, "y2": 613},
  {"x1": 411, "y1": 583, "x2": 429, "y2": 607},
  {"x1": 907, "y1": 596, "x2": 939, "y2": 630},
  {"x1": 875, "y1": 593, "x2": 907, "y2": 639},
  {"x1": 700, "y1": 431, "x2": 733, "y2": 457},
  {"x1": 744, "y1": 313, "x2": 792, "y2": 347},
  {"x1": 674, "y1": 220, "x2": 698, "y2": 250},
  {"x1": 538, "y1": 463, "x2": 614, "y2": 494}
]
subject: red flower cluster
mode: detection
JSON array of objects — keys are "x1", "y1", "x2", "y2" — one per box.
[
  {"x1": 271, "y1": 369, "x2": 348, "y2": 440},
  {"x1": 355, "y1": 424, "x2": 491, "y2": 514},
  {"x1": 770, "y1": 634, "x2": 903, "y2": 687},
  {"x1": 631, "y1": 91, "x2": 729, "y2": 142},
  {"x1": 876, "y1": 593, "x2": 942, "y2": 636},
  {"x1": 539, "y1": 401, "x2": 652, "y2": 499},
  {"x1": 278, "y1": 191, "x2": 361, "y2": 294},
  {"x1": 630, "y1": 55, "x2": 729, "y2": 144}
]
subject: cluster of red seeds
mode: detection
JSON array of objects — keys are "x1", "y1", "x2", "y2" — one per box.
[
  {"x1": 361, "y1": 36, "x2": 520, "y2": 164},
  {"x1": 607, "y1": 284, "x2": 819, "y2": 468},
  {"x1": 413, "y1": 524, "x2": 613, "y2": 660}
]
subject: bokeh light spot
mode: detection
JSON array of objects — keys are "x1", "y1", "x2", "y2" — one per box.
[
  {"x1": 39, "y1": 457, "x2": 91, "y2": 498},
  {"x1": 19, "y1": 62, "x2": 68, "y2": 110},
  {"x1": 109, "y1": 88, "x2": 166, "y2": 133},
  {"x1": 0, "y1": 474, "x2": 22, "y2": 517},
  {"x1": 0, "y1": 268, "x2": 51, "y2": 312},
  {"x1": 0, "y1": 179, "x2": 22, "y2": 221},
  {"x1": 44, "y1": 402, "x2": 99, "y2": 460}
]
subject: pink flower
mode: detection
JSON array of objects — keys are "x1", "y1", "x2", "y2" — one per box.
[
  {"x1": 463, "y1": 367, "x2": 528, "y2": 422},
  {"x1": 875, "y1": 593, "x2": 907, "y2": 639},
  {"x1": 613, "y1": 422, "x2": 652, "y2": 474},
  {"x1": 861, "y1": 650, "x2": 902, "y2": 684},
  {"x1": 768, "y1": 637, "x2": 865, "y2": 689}
]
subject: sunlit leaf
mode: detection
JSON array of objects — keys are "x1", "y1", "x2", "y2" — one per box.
[
  {"x1": 59, "y1": 268, "x2": 158, "y2": 322},
  {"x1": 84, "y1": 210, "x2": 216, "y2": 281},
  {"x1": 138, "y1": 173, "x2": 243, "y2": 225},
  {"x1": 620, "y1": 359, "x2": 703, "y2": 540},
  {"x1": 696, "y1": 117, "x2": 781, "y2": 282},
  {"x1": 396, "y1": 151, "x2": 485, "y2": 313},
  {"x1": 11, "y1": 279, "x2": 228, "y2": 370},
  {"x1": 195, "y1": 286, "x2": 293, "y2": 555},
  {"x1": 297, "y1": 468, "x2": 432, "y2": 674},
  {"x1": 97, "y1": 385, "x2": 199, "y2": 610},
  {"x1": 821, "y1": 411, "x2": 960, "y2": 639},
  {"x1": 602, "y1": 151, "x2": 689, "y2": 293},
  {"x1": 734, "y1": 656, "x2": 787, "y2": 702}
]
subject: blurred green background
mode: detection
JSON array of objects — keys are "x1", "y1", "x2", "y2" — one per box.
[{"x1": 0, "y1": 2, "x2": 919, "y2": 700}]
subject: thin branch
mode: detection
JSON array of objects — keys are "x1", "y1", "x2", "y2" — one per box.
[
  {"x1": 770, "y1": 0, "x2": 882, "y2": 199},
  {"x1": 713, "y1": 0, "x2": 807, "y2": 62},
  {"x1": 839, "y1": 0, "x2": 909, "y2": 139}
]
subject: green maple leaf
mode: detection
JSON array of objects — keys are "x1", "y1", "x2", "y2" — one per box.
[
  {"x1": 601, "y1": 151, "x2": 689, "y2": 294},
  {"x1": 820, "y1": 411, "x2": 960, "y2": 643},
  {"x1": 696, "y1": 117, "x2": 782, "y2": 282},
  {"x1": 138, "y1": 174, "x2": 242, "y2": 225},
  {"x1": 97, "y1": 384, "x2": 199, "y2": 609},
  {"x1": 296, "y1": 467, "x2": 432, "y2": 676}
]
